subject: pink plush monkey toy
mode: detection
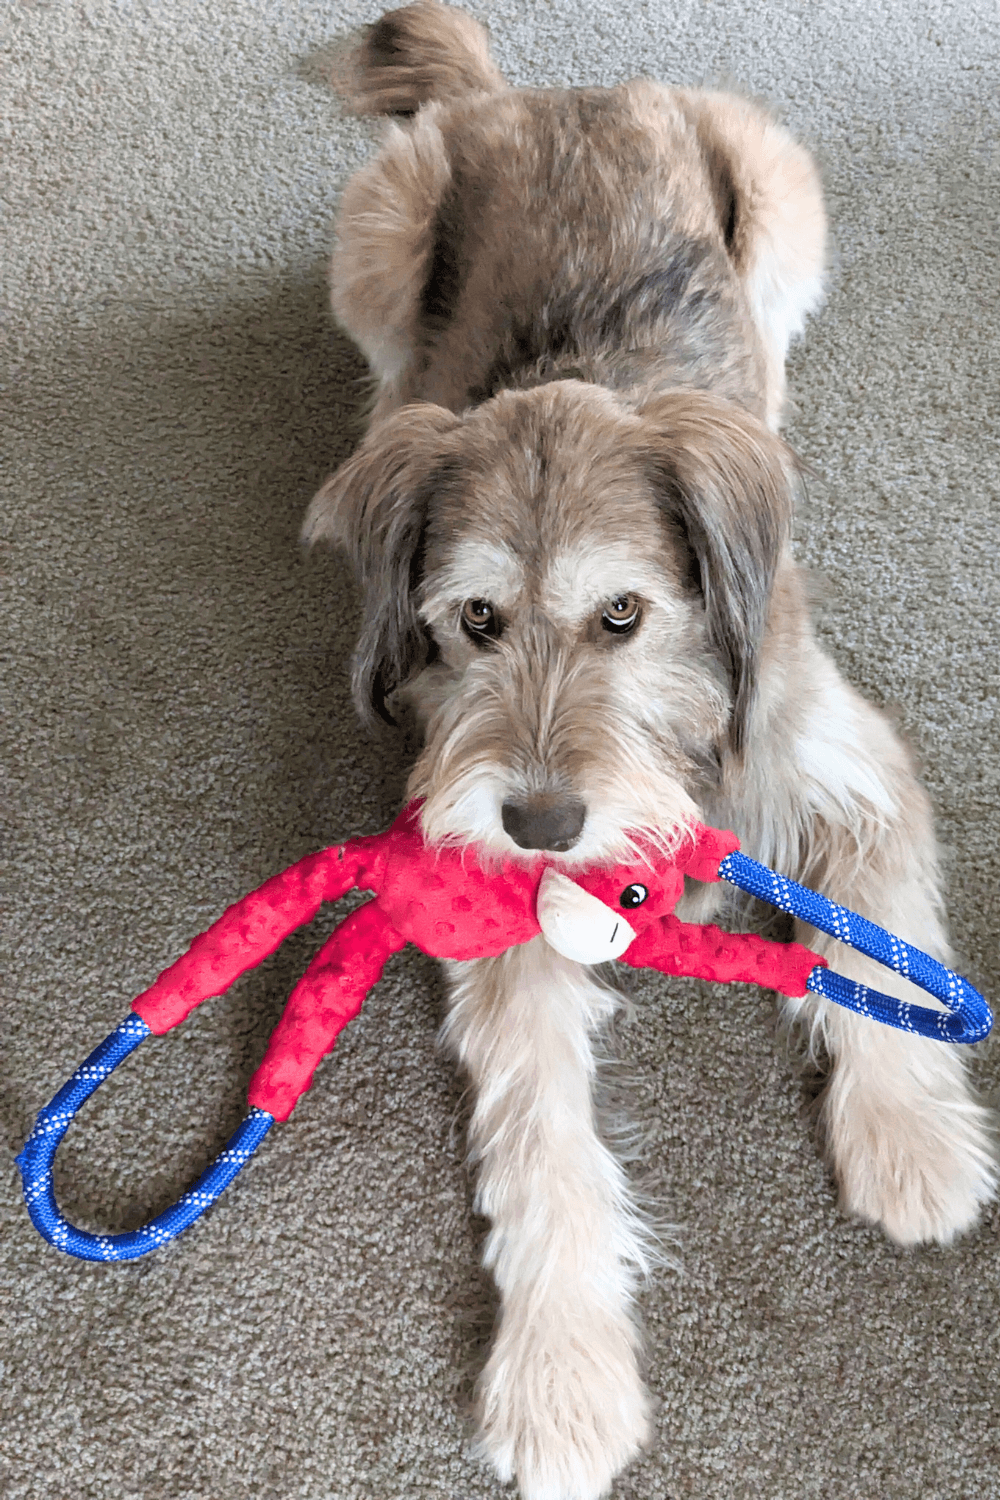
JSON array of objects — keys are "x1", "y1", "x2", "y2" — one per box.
[{"x1": 135, "y1": 801, "x2": 823, "y2": 1123}]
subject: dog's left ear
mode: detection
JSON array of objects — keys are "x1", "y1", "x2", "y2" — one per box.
[
  {"x1": 305, "y1": 403, "x2": 464, "y2": 727},
  {"x1": 636, "y1": 390, "x2": 800, "y2": 755}
]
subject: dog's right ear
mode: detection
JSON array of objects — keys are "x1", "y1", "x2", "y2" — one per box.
[{"x1": 304, "y1": 404, "x2": 463, "y2": 728}]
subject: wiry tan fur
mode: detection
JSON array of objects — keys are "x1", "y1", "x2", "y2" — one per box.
[
  {"x1": 307, "y1": 7, "x2": 997, "y2": 1497},
  {"x1": 443, "y1": 941, "x2": 654, "y2": 1497}
]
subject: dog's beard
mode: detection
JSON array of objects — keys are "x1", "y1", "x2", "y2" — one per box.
[{"x1": 405, "y1": 643, "x2": 726, "y2": 865}]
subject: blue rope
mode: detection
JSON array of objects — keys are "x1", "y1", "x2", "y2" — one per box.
[
  {"x1": 16, "y1": 1014, "x2": 275, "y2": 1261},
  {"x1": 718, "y1": 850, "x2": 992, "y2": 1044}
]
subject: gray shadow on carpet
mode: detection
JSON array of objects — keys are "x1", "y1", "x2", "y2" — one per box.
[{"x1": 3, "y1": 272, "x2": 430, "y2": 1226}]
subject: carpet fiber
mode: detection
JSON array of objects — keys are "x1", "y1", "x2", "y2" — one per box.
[{"x1": 2, "y1": 2, "x2": 998, "y2": 1497}]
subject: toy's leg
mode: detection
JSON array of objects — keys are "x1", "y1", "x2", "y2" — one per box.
[
  {"x1": 442, "y1": 939, "x2": 652, "y2": 1500},
  {"x1": 714, "y1": 646, "x2": 997, "y2": 1245},
  {"x1": 248, "y1": 902, "x2": 406, "y2": 1122}
]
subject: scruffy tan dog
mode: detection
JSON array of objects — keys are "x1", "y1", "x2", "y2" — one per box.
[{"x1": 307, "y1": 6, "x2": 997, "y2": 1496}]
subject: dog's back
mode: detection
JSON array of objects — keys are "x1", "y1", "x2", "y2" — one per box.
[{"x1": 334, "y1": 2, "x2": 824, "y2": 425}]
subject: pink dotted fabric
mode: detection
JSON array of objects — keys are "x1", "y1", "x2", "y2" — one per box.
[
  {"x1": 623, "y1": 914, "x2": 821, "y2": 995},
  {"x1": 132, "y1": 845, "x2": 365, "y2": 1035},
  {"x1": 247, "y1": 902, "x2": 407, "y2": 1121}
]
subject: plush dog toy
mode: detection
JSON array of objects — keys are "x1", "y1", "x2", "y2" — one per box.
[{"x1": 17, "y1": 801, "x2": 991, "y2": 1261}]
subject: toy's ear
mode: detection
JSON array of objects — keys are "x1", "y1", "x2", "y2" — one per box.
[
  {"x1": 305, "y1": 404, "x2": 464, "y2": 726},
  {"x1": 636, "y1": 390, "x2": 799, "y2": 755}
]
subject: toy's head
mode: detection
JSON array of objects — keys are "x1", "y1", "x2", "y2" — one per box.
[
  {"x1": 536, "y1": 851, "x2": 690, "y2": 964},
  {"x1": 355, "y1": 801, "x2": 736, "y2": 965}
]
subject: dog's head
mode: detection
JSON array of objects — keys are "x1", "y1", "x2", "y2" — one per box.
[{"x1": 306, "y1": 382, "x2": 797, "y2": 861}]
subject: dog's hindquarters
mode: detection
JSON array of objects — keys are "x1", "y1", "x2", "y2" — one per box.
[
  {"x1": 672, "y1": 89, "x2": 827, "y2": 427},
  {"x1": 330, "y1": 2, "x2": 505, "y2": 416},
  {"x1": 329, "y1": 109, "x2": 453, "y2": 419}
]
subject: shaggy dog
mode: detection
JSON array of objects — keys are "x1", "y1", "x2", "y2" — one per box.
[{"x1": 306, "y1": 6, "x2": 997, "y2": 1496}]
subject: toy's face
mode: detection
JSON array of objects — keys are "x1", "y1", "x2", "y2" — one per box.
[{"x1": 536, "y1": 850, "x2": 687, "y2": 964}]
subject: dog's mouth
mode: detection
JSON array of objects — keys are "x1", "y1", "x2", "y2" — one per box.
[{"x1": 536, "y1": 868, "x2": 637, "y2": 963}]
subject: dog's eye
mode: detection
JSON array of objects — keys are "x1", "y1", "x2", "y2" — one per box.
[
  {"x1": 619, "y1": 883, "x2": 648, "y2": 909},
  {"x1": 461, "y1": 598, "x2": 502, "y2": 643},
  {"x1": 601, "y1": 594, "x2": 641, "y2": 635}
]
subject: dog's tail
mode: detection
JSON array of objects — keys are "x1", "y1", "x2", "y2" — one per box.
[{"x1": 346, "y1": 1, "x2": 506, "y2": 116}]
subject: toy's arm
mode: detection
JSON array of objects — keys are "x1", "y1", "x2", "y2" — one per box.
[
  {"x1": 681, "y1": 823, "x2": 741, "y2": 882},
  {"x1": 621, "y1": 914, "x2": 825, "y2": 997},
  {"x1": 133, "y1": 844, "x2": 366, "y2": 1034},
  {"x1": 247, "y1": 900, "x2": 407, "y2": 1121}
]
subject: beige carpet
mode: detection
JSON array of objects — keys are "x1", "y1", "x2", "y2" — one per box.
[{"x1": 2, "y1": 2, "x2": 998, "y2": 1496}]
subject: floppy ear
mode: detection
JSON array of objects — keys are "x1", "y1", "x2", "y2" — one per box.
[
  {"x1": 637, "y1": 390, "x2": 799, "y2": 755},
  {"x1": 304, "y1": 404, "x2": 463, "y2": 727}
]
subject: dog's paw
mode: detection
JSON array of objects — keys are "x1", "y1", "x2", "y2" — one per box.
[
  {"x1": 825, "y1": 1078, "x2": 998, "y2": 1246},
  {"x1": 474, "y1": 1313, "x2": 650, "y2": 1500}
]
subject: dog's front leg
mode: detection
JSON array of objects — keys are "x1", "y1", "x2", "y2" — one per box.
[
  {"x1": 788, "y1": 863, "x2": 998, "y2": 1247},
  {"x1": 736, "y1": 655, "x2": 998, "y2": 1246},
  {"x1": 443, "y1": 938, "x2": 652, "y2": 1500}
]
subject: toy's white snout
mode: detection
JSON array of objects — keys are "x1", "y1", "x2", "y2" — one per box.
[{"x1": 536, "y1": 868, "x2": 637, "y2": 964}]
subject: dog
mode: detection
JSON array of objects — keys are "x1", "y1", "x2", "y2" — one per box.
[{"x1": 305, "y1": 6, "x2": 998, "y2": 1496}]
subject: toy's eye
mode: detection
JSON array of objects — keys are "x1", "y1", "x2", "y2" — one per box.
[
  {"x1": 601, "y1": 594, "x2": 641, "y2": 635},
  {"x1": 619, "y1": 883, "x2": 648, "y2": 909},
  {"x1": 461, "y1": 598, "x2": 502, "y2": 644}
]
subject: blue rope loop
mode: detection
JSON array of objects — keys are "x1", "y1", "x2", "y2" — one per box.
[
  {"x1": 16, "y1": 1014, "x2": 275, "y2": 1262},
  {"x1": 718, "y1": 850, "x2": 992, "y2": 1044}
]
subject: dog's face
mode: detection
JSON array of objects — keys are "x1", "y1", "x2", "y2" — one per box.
[{"x1": 307, "y1": 382, "x2": 796, "y2": 862}]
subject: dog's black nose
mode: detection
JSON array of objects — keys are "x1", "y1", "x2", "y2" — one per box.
[{"x1": 501, "y1": 795, "x2": 586, "y2": 852}]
